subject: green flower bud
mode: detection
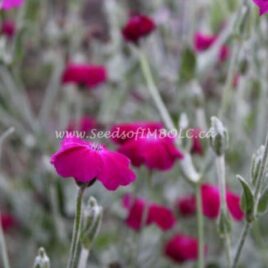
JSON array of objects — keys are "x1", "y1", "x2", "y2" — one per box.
[
  {"x1": 33, "y1": 248, "x2": 50, "y2": 268},
  {"x1": 209, "y1": 117, "x2": 229, "y2": 156},
  {"x1": 80, "y1": 197, "x2": 103, "y2": 250},
  {"x1": 218, "y1": 210, "x2": 232, "y2": 237}
]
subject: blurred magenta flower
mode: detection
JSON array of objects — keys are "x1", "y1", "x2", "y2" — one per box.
[
  {"x1": 226, "y1": 191, "x2": 244, "y2": 221},
  {"x1": 122, "y1": 194, "x2": 176, "y2": 231},
  {"x1": 190, "y1": 128, "x2": 204, "y2": 155},
  {"x1": 252, "y1": 0, "x2": 268, "y2": 15},
  {"x1": 67, "y1": 116, "x2": 98, "y2": 132},
  {"x1": 110, "y1": 121, "x2": 163, "y2": 145},
  {"x1": 50, "y1": 137, "x2": 136, "y2": 190},
  {"x1": 194, "y1": 32, "x2": 216, "y2": 51},
  {"x1": 177, "y1": 195, "x2": 196, "y2": 217},
  {"x1": 118, "y1": 133, "x2": 183, "y2": 170},
  {"x1": 164, "y1": 234, "x2": 205, "y2": 263},
  {"x1": 194, "y1": 32, "x2": 229, "y2": 62},
  {"x1": 201, "y1": 183, "x2": 221, "y2": 218},
  {"x1": 1, "y1": 20, "x2": 15, "y2": 38},
  {"x1": 122, "y1": 14, "x2": 156, "y2": 43},
  {"x1": 0, "y1": 0, "x2": 24, "y2": 10},
  {"x1": 177, "y1": 183, "x2": 244, "y2": 220},
  {"x1": 62, "y1": 64, "x2": 107, "y2": 89},
  {"x1": 0, "y1": 214, "x2": 16, "y2": 232},
  {"x1": 219, "y1": 45, "x2": 230, "y2": 62}
]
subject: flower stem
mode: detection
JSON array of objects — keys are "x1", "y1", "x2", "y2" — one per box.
[
  {"x1": 195, "y1": 183, "x2": 205, "y2": 268},
  {"x1": 218, "y1": 41, "x2": 240, "y2": 118},
  {"x1": 138, "y1": 49, "x2": 175, "y2": 131},
  {"x1": 78, "y1": 248, "x2": 90, "y2": 268},
  {"x1": 216, "y1": 155, "x2": 232, "y2": 266},
  {"x1": 67, "y1": 185, "x2": 86, "y2": 268},
  {"x1": 0, "y1": 213, "x2": 10, "y2": 268},
  {"x1": 231, "y1": 222, "x2": 250, "y2": 268}
]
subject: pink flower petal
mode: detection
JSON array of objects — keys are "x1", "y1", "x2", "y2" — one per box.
[
  {"x1": 98, "y1": 150, "x2": 136, "y2": 190},
  {"x1": 51, "y1": 138, "x2": 102, "y2": 183}
]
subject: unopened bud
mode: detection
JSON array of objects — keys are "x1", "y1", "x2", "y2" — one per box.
[
  {"x1": 218, "y1": 210, "x2": 232, "y2": 237},
  {"x1": 209, "y1": 117, "x2": 229, "y2": 156},
  {"x1": 80, "y1": 197, "x2": 103, "y2": 250},
  {"x1": 251, "y1": 145, "x2": 265, "y2": 185},
  {"x1": 33, "y1": 248, "x2": 50, "y2": 268}
]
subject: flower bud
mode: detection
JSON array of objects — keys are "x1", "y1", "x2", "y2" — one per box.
[
  {"x1": 80, "y1": 197, "x2": 103, "y2": 250},
  {"x1": 251, "y1": 145, "x2": 265, "y2": 186},
  {"x1": 33, "y1": 248, "x2": 50, "y2": 268},
  {"x1": 218, "y1": 210, "x2": 232, "y2": 237},
  {"x1": 209, "y1": 117, "x2": 229, "y2": 156}
]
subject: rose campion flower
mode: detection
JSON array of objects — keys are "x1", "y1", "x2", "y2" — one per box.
[
  {"x1": 50, "y1": 137, "x2": 136, "y2": 191},
  {"x1": 1, "y1": 20, "x2": 15, "y2": 38},
  {"x1": 62, "y1": 64, "x2": 107, "y2": 89},
  {"x1": 190, "y1": 128, "x2": 203, "y2": 155},
  {"x1": 194, "y1": 32, "x2": 229, "y2": 62},
  {"x1": 226, "y1": 191, "x2": 244, "y2": 221},
  {"x1": 122, "y1": 14, "x2": 156, "y2": 43},
  {"x1": 122, "y1": 195, "x2": 176, "y2": 231},
  {"x1": 118, "y1": 134, "x2": 184, "y2": 170},
  {"x1": 67, "y1": 117, "x2": 97, "y2": 133},
  {"x1": 165, "y1": 234, "x2": 205, "y2": 263},
  {"x1": 110, "y1": 121, "x2": 163, "y2": 145},
  {"x1": 177, "y1": 195, "x2": 196, "y2": 217},
  {"x1": 194, "y1": 32, "x2": 216, "y2": 51},
  {"x1": 252, "y1": 0, "x2": 268, "y2": 15},
  {"x1": 0, "y1": 0, "x2": 24, "y2": 10},
  {"x1": 177, "y1": 183, "x2": 244, "y2": 220},
  {"x1": 0, "y1": 214, "x2": 16, "y2": 232}
]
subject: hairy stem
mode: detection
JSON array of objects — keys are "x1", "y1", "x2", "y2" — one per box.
[
  {"x1": 0, "y1": 212, "x2": 10, "y2": 268},
  {"x1": 67, "y1": 186, "x2": 86, "y2": 268},
  {"x1": 231, "y1": 222, "x2": 250, "y2": 268}
]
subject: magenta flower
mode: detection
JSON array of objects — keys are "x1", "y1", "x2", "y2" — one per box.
[
  {"x1": 252, "y1": 0, "x2": 268, "y2": 15},
  {"x1": 67, "y1": 117, "x2": 98, "y2": 133},
  {"x1": 201, "y1": 184, "x2": 221, "y2": 218},
  {"x1": 194, "y1": 32, "x2": 216, "y2": 51},
  {"x1": 0, "y1": 0, "x2": 24, "y2": 10},
  {"x1": 62, "y1": 64, "x2": 107, "y2": 89},
  {"x1": 122, "y1": 14, "x2": 156, "y2": 43},
  {"x1": 190, "y1": 128, "x2": 203, "y2": 155},
  {"x1": 219, "y1": 45, "x2": 230, "y2": 62},
  {"x1": 176, "y1": 183, "x2": 244, "y2": 221},
  {"x1": 122, "y1": 195, "x2": 176, "y2": 231},
  {"x1": 0, "y1": 214, "x2": 16, "y2": 232},
  {"x1": 226, "y1": 191, "x2": 245, "y2": 221},
  {"x1": 50, "y1": 137, "x2": 136, "y2": 191},
  {"x1": 165, "y1": 234, "x2": 206, "y2": 263},
  {"x1": 194, "y1": 32, "x2": 229, "y2": 62},
  {"x1": 1, "y1": 20, "x2": 15, "y2": 38},
  {"x1": 177, "y1": 195, "x2": 196, "y2": 217},
  {"x1": 110, "y1": 121, "x2": 163, "y2": 145},
  {"x1": 118, "y1": 134, "x2": 183, "y2": 170}
]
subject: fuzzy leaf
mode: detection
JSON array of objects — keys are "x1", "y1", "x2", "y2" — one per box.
[
  {"x1": 258, "y1": 187, "x2": 268, "y2": 214},
  {"x1": 179, "y1": 47, "x2": 196, "y2": 83},
  {"x1": 236, "y1": 175, "x2": 255, "y2": 222}
]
